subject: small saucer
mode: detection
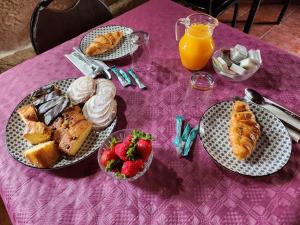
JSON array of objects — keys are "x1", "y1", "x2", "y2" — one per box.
[{"x1": 190, "y1": 72, "x2": 215, "y2": 91}]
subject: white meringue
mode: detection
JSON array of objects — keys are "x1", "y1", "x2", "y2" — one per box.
[
  {"x1": 96, "y1": 79, "x2": 116, "y2": 100},
  {"x1": 67, "y1": 76, "x2": 96, "y2": 105},
  {"x1": 83, "y1": 95, "x2": 117, "y2": 129}
]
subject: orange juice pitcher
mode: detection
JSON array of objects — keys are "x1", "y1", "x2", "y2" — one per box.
[{"x1": 176, "y1": 13, "x2": 219, "y2": 70}]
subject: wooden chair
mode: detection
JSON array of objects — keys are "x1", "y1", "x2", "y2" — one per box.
[
  {"x1": 243, "y1": 0, "x2": 291, "y2": 33},
  {"x1": 30, "y1": 0, "x2": 113, "y2": 54},
  {"x1": 176, "y1": 0, "x2": 240, "y2": 27}
]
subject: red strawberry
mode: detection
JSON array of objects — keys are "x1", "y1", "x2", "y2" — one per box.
[
  {"x1": 136, "y1": 139, "x2": 152, "y2": 161},
  {"x1": 124, "y1": 134, "x2": 133, "y2": 143},
  {"x1": 121, "y1": 160, "x2": 144, "y2": 177},
  {"x1": 100, "y1": 149, "x2": 118, "y2": 167},
  {"x1": 114, "y1": 142, "x2": 130, "y2": 161}
]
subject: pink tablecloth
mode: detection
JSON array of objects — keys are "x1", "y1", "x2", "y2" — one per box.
[{"x1": 1, "y1": 0, "x2": 300, "y2": 224}]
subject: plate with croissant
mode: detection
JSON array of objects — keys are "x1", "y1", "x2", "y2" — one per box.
[
  {"x1": 5, "y1": 78, "x2": 117, "y2": 169},
  {"x1": 79, "y1": 25, "x2": 133, "y2": 61},
  {"x1": 199, "y1": 100, "x2": 292, "y2": 176}
]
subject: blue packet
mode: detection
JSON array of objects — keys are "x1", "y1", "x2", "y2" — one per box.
[
  {"x1": 182, "y1": 126, "x2": 199, "y2": 156},
  {"x1": 172, "y1": 115, "x2": 183, "y2": 154},
  {"x1": 181, "y1": 123, "x2": 191, "y2": 149},
  {"x1": 111, "y1": 66, "x2": 130, "y2": 87},
  {"x1": 127, "y1": 68, "x2": 146, "y2": 89},
  {"x1": 118, "y1": 69, "x2": 132, "y2": 85}
]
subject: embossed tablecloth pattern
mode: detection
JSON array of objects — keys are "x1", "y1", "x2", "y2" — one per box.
[{"x1": 1, "y1": 0, "x2": 300, "y2": 224}]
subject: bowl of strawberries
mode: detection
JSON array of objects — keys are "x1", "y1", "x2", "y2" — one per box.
[{"x1": 98, "y1": 129, "x2": 153, "y2": 181}]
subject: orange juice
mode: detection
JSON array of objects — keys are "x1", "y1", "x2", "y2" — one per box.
[{"x1": 179, "y1": 24, "x2": 215, "y2": 70}]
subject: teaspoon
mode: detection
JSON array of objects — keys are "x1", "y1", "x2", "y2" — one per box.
[{"x1": 245, "y1": 88, "x2": 300, "y2": 121}]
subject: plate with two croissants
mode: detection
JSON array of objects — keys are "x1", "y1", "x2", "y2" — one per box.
[
  {"x1": 5, "y1": 78, "x2": 117, "y2": 169},
  {"x1": 79, "y1": 25, "x2": 134, "y2": 61},
  {"x1": 199, "y1": 99, "x2": 292, "y2": 176}
]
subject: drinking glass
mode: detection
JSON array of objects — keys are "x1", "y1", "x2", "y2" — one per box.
[{"x1": 129, "y1": 31, "x2": 152, "y2": 72}]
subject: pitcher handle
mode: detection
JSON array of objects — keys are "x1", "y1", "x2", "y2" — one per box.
[{"x1": 175, "y1": 17, "x2": 190, "y2": 41}]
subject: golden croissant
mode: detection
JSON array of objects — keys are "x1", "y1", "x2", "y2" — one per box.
[
  {"x1": 229, "y1": 101, "x2": 260, "y2": 160},
  {"x1": 85, "y1": 31, "x2": 124, "y2": 56}
]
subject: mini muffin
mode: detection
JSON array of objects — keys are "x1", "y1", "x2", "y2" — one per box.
[{"x1": 67, "y1": 76, "x2": 96, "y2": 105}]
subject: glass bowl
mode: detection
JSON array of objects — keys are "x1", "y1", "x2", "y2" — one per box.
[
  {"x1": 97, "y1": 129, "x2": 154, "y2": 181},
  {"x1": 212, "y1": 48, "x2": 261, "y2": 82}
]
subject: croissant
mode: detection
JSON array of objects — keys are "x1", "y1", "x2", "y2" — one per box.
[
  {"x1": 85, "y1": 31, "x2": 124, "y2": 56},
  {"x1": 229, "y1": 101, "x2": 260, "y2": 160}
]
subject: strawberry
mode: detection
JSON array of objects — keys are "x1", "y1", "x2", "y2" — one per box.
[
  {"x1": 121, "y1": 160, "x2": 144, "y2": 177},
  {"x1": 100, "y1": 149, "x2": 118, "y2": 167},
  {"x1": 136, "y1": 139, "x2": 152, "y2": 161},
  {"x1": 124, "y1": 134, "x2": 133, "y2": 143},
  {"x1": 114, "y1": 142, "x2": 130, "y2": 161}
]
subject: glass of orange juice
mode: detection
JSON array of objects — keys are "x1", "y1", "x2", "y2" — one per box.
[{"x1": 176, "y1": 13, "x2": 219, "y2": 71}]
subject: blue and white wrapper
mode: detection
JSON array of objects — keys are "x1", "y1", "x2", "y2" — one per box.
[
  {"x1": 173, "y1": 115, "x2": 184, "y2": 154},
  {"x1": 119, "y1": 69, "x2": 132, "y2": 85},
  {"x1": 127, "y1": 68, "x2": 146, "y2": 89},
  {"x1": 182, "y1": 126, "x2": 199, "y2": 156},
  {"x1": 111, "y1": 66, "x2": 130, "y2": 87}
]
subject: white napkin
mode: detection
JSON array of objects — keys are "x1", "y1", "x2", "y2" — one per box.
[
  {"x1": 65, "y1": 51, "x2": 110, "y2": 78},
  {"x1": 247, "y1": 97, "x2": 300, "y2": 143}
]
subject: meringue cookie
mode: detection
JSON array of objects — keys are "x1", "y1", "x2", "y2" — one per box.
[
  {"x1": 83, "y1": 95, "x2": 117, "y2": 129},
  {"x1": 67, "y1": 77, "x2": 96, "y2": 105},
  {"x1": 96, "y1": 79, "x2": 116, "y2": 99}
]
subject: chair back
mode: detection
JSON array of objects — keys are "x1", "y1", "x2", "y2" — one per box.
[{"x1": 30, "y1": 0, "x2": 112, "y2": 54}]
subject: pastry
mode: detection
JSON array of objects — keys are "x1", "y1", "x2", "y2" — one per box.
[
  {"x1": 67, "y1": 76, "x2": 96, "y2": 105},
  {"x1": 59, "y1": 120, "x2": 92, "y2": 156},
  {"x1": 42, "y1": 96, "x2": 70, "y2": 125},
  {"x1": 96, "y1": 79, "x2": 116, "y2": 99},
  {"x1": 17, "y1": 104, "x2": 38, "y2": 123},
  {"x1": 85, "y1": 31, "x2": 124, "y2": 56},
  {"x1": 52, "y1": 106, "x2": 92, "y2": 156},
  {"x1": 23, "y1": 121, "x2": 52, "y2": 145},
  {"x1": 83, "y1": 95, "x2": 117, "y2": 129},
  {"x1": 32, "y1": 88, "x2": 70, "y2": 125},
  {"x1": 33, "y1": 90, "x2": 61, "y2": 107},
  {"x1": 229, "y1": 101, "x2": 260, "y2": 160},
  {"x1": 24, "y1": 141, "x2": 60, "y2": 168}
]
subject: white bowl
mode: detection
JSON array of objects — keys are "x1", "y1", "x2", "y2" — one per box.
[
  {"x1": 97, "y1": 129, "x2": 153, "y2": 181},
  {"x1": 212, "y1": 48, "x2": 261, "y2": 82}
]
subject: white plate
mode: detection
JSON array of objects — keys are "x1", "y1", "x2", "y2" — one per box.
[
  {"x1": 5, "y1": 78, "x2": 117, "y2": 170},
  {"x1": 79, "y1": 25, "x2": 133, "y2": 61},
  {"x1": 199, "y1": 100, "x2": 292, "y2": 176}
]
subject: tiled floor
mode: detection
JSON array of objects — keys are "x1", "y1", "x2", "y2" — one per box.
[
  {"x1": 218, "y1": 1, "x2": 300, "y2": 56},
  {"x1": 0, "y1": 2, "x2": 300, "y2": 225}
]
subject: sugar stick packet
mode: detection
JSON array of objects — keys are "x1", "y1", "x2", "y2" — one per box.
[
  {"x1": 118, "y1": 69, "x2": 132, "y2": 85},
  {"x1": 182, "y1": 126, "x2": 199, "y2": 156},
  {"x1": 127, "y1": 68, "x2": 146, "y2": 89},
  {"x1": 173, "y1": 115, "x2": 183, "y2": 154},
  {"x1": 111, "y1": 66, "x2": 130, "y2": 87},
  {"x1": 180, "y1": 123, "x2": 192, "y2": 154}
]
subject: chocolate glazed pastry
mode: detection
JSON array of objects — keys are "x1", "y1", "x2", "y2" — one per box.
[
  {"x1": 31, "y1": 85, "x2": 60, "y2": 98},
  {"x1": 43, "y1": 96, "x2": 70, "y2": 125},
  {"x1": 37, "y1": 96, "x2": 65, "y2": 114},
  {"x1": 33, "y1": 90, "x2": 61, "y2": 107}
]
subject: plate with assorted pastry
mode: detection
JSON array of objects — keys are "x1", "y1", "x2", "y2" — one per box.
[
  {"x1": 5, "y1": 77, "x2": 118, "y2": 169},
  {"x1": 79, "y1": 25, "x2": 133, "y2": 61},
  {"x1": 199, "y1": 99, "x2": 292, "y2": 176}
]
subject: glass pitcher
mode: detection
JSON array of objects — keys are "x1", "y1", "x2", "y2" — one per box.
[{"x1": 176, "y1": 13, "x2": 219, "y2": 70}]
